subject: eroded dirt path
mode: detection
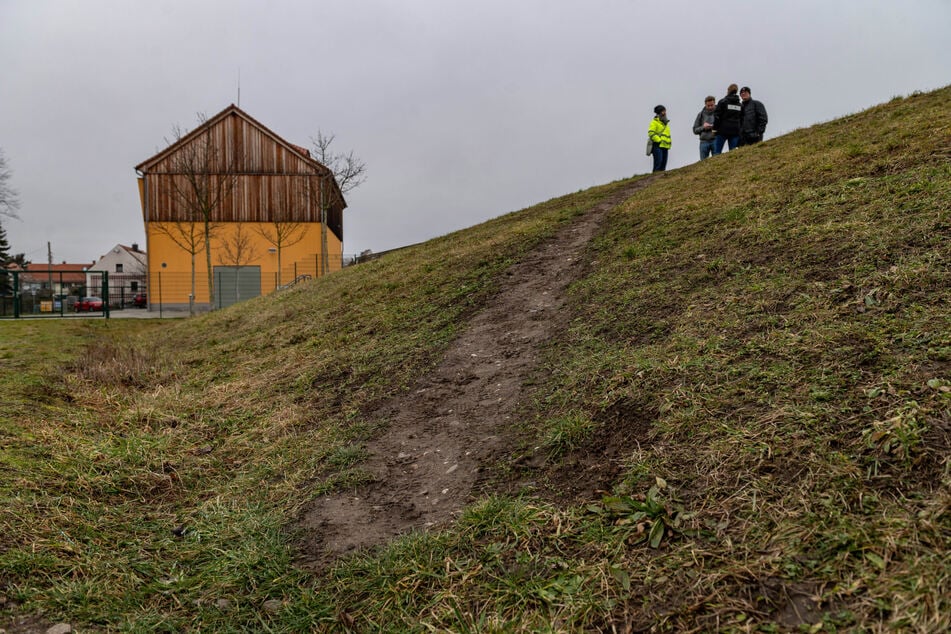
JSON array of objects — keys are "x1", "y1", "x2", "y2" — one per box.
[{"x1": 297, "y1": 176, "x2": 659, "y2": 570}]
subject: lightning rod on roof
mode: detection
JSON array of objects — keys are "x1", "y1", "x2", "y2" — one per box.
[{"x1": 237, "y1": 68, "x2": 241, "y2": 107}]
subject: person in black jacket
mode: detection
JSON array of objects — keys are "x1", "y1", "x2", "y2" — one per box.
[
  {"x1": 713, "y1": 83, "x2": 742, "y2": 155},
  {"x1": 739, "y1": 86, "x2": 768, "y2": 146}
]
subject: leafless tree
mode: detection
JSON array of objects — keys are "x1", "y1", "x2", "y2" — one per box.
[
  {"x1": 163, "y1": 114, "x2": 239, "y2": 309},
  {"x1": 252, "y1": 221, "x2": 308, "y2": 286},
  {"x1": 0, "y1": 148, "x2": 20, "y2": 220},
  {"x1": 0, "y1": 221, "x2": 11, "y2": 295},
  {"x1": 1, "y1": 150, "x2": 20, "y2": 298},
  {"x1": 217, "y1": 224, "x2": 261, "y2": 303},
  {"x1": 310, "y1": 132, "x2": 366, "y2": 275},
  {"x1": 151, "y1": 218, "x2": 214, "y2": 316}
]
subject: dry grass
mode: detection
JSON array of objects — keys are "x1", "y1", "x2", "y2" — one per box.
[{"x1": 1, "y1": 86, "x2": 949, "y2": 632}]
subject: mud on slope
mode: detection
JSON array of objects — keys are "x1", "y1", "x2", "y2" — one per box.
[{"x1": 296, "y1": 176, "x2": 659, "y2": 571}]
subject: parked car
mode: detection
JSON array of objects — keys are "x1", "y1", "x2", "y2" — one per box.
[
  {"x1": 75, "y1": 296, "x2": 104, "y2": 312},
  {"x1": 132, "y1": 292, "x2": 147, "y2": 308}
]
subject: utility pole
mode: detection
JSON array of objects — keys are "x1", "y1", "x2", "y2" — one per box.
[{"x1": 47, "y1": 241, "x2": 53, "y2": 293}]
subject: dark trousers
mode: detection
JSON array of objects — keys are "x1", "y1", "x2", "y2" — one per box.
[
  {"x1": 651, "y1": 145, "x2": 668, "y2": 172},
  {"x1": 739, "y1": 134, "x2": 763, "y2": 147},
  {"x1": 714, "y1": 134, "x2": 739, "y2": 154}
]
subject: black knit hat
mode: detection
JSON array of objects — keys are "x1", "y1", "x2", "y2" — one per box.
[{"x1": 654, "y1": 105, "x2": 666, "y2": 115}]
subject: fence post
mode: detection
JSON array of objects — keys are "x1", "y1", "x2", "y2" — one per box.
[
  {"x1": 103, "y1": 271, "x2": 110, "y2": 318},
  {"x1": 57, "y1": 270, "x2": 65, "y2": 316},
  {"x1": 13, "y1": 270, "x2": 20, "y2": 318}
]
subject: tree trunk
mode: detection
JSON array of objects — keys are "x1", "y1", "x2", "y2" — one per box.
[{"x1": 204, "y1": 217, "x2": 214, "y2": 309}]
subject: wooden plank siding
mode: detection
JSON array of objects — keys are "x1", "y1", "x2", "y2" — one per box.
[
  {"x1": 141, "y1": 173, "x2": 341, "y2": 231},
  {"x1": 136, "y1": 105, "x2": 345, "y2": 240}
]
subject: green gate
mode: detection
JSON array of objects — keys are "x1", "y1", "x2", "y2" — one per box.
[{"x1": 0, "y1": 270, "x2": 111, "y2": 319}]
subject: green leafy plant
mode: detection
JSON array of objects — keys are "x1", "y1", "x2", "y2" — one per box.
[
  {"x1": 588, "y1": 478, "x2": 693, "y2": 549},
  {"x1": 862, "y1": 402, "x2": 926, "y2": 470}
]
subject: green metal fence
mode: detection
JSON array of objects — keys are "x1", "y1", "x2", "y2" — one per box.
[
  {"x1": 2, "y1": 255, "x2": 371, "y2": 318},
  {"x1": 0, "y1": 270, "x2": 122, "y2": 319}
]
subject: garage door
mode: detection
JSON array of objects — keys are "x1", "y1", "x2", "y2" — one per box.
[{"x1": 214, "y1": 266, "x2": 261, "y2": 309}]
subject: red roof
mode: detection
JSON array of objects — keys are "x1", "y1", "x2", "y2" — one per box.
[{"x1": 21, "y1": 263, "x2": 91, "y2": 284}]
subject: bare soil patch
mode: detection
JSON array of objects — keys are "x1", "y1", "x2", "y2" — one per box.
[{"x1": 296, "y1": 177, "x2": 660, "y2": 570}]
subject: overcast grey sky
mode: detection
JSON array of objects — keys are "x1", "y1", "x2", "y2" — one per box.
[{"x1": 1, "y1": 0, "x2": 949, "y2": 264}]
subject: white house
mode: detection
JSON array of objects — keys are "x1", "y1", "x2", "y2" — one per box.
[{"x1": 86, "y1": 243, "x2": 147, "y2": 305}]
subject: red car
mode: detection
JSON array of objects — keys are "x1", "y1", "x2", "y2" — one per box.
[
  {"x1": 132, "y1": 292, "x2": 147, "y2": 308},
  {"x1": 75, "y1": 296, "x2": 104, "y2": 312}
]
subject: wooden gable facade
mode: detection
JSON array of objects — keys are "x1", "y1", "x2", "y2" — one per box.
[{"x1": 135, "y1": 105, "x2": 347, "y2": 310}]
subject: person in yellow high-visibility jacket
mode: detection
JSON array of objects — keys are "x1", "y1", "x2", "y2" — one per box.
[{"x1": 648, "y1": 105, "x2": 671, "y2": 172}]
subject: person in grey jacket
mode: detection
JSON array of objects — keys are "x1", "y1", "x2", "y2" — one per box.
[
  {"x1": 693, "y1": 95, "x2": 717, "y2": 160},
  {"x1": 739, "y1": 86, "x2": 768, "y2": 146}
]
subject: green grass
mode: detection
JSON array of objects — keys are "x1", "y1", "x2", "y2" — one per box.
[
  {"x1": 1, "y1": 180, "x2": 638, "y2": 631},
  {"x1": 525, "y1": 86, "x2": 950, "y2": 631},
  {"x1": 2, "y1": 86, "x2": 949, "y2": 632}
]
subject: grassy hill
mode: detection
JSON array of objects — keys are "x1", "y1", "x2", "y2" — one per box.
[{"x1": 1, "y1": 86, "x2": 948, "y2": 632}]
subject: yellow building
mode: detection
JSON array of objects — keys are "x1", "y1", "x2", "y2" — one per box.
[{"x1": 135, "y1": 105, "x2": 346, "y2": 310}]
